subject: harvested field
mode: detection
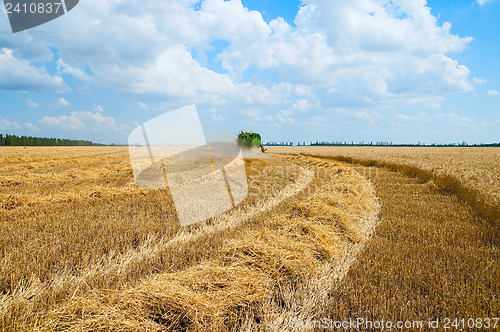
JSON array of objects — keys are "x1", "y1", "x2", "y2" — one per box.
[
  {"x1": 0, "y1": 147, "x2": 379, "y2": 330},
  {"x1": 270, "y1": 146, "x2": 500, "y2": 224},
  {"x1": 325, "y1": 160, "x2": 500, "y2": 326},
  {"x1": 1, "y1": 146, "x2": 498, "y2": 330},
  {"x1": 271, "y1": 146, "x2": 500, "y2": 328},
  {"x1": 269, "y1": 146, "x2": 500, "y2": 208}
]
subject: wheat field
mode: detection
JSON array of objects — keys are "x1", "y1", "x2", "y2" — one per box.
[
  {"x1": 271, "y1": 146, "x2": 500, "y2": 328},
  {"x1": 0, "y1": 147, "x2": 379, "y2": 330},
  {"x1": 269, "y1": 146, "x2": 500, "y2": 208},
  {"x1": 0, "y1": 146, "x2": 498, "y2": 330}
]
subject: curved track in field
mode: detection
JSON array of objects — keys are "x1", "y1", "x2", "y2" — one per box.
[
  {"x1": 307, "y1": 155, "x2": 500, "y2": 325},
  {"x1": 33, "y1": 153, "x2": 381, "y2": 332}
]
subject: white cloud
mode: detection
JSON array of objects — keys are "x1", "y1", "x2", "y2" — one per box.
[
  {"x1": 45, "y1": 97, "x2": 70, "y2": 108},
  {"x1": 476, "y1": 0, "x2": 492, "y2": 5},
  {"x1": 0, "y1": 13, "x2": 52, "y2": 62},
  {"x1": 185, "y1": 0, "x2": 472, "y2": 109},
  {"x1": 26, "y1": 99, "x2": 39, "y2": 108},
  {"x1": 96, "y1": 44, "x2": 279, "y2": 105},
  {"x1": 353, "y1": 111, "x2": 383, "y2": 123},
  {"x1": 0, "y1": 48, "x2": 69, "y2": 93},
  {"x1": 96, "y1": 45, "x2": 235, "y2": 100},
  {"x1": 40, "y1": 114, "x2": 85, "y2": 130},
  {"x1": 310, "y1": 0, "x2": 470, "y2": 54},
  {"x1": 4, "y1": 0, "x2": 476, "y2": 118},
  {"x1": 210, "y1": 108, "x2": 224, "y2": 121},
  {"x1": 55, "y1": 97, "x2": 70, "y2": 107},
  {"x1": 40, "y1": 111, "x2": 122, "y2": 131},
  {"x1": 293, "y1": 99, "x2": 312, "y2": 112},
  {"x1": 425, "y1": 101, "x2": 443, "y2": 111},
  {"x1": 261, "y1": 108, "x2": 297, "y2": 127},
  {"x1": 385, "y1": 54, "x2": 472, "y2": 95},
  {"x1": 393, "y1": 111, "x2": 431, "y2": 123},
  {"x1": 93, "y1": 105, "x2": 105, "y2": 112},
  {"x1": 24, "y1": 122, "x2": 39, "y2": 131},
  {"x1": 138, "y1": 102, "x2": 149, "y2": 110},
  {"x1": 487, "y1": 90, "x2": 499, "y2": 96},
  {"x1": 437, "y1": 113, "x2": 477, "y2": 128},
  {"x1": 473, "y1": 77, "x2": 487, "y2": 85},
  {"x1": 270, "y1": 0, "x2": 472, "y2": 103},
  {"x1": 0, "y1": 119, "x2": 21, "y2": 130},
  {"x1": 56, "y1": 58, "x2": 92, "y2": 81},
  {"x1": 243, "y1": 108, "x2": 262, "y2": 125}
]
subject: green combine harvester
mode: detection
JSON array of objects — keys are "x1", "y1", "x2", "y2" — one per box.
[{"x1": 237, "y1": 131, "x2": 266, "y2": 152}]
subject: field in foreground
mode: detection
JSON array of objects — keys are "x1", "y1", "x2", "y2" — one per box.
[
  {"x1": 269, "y1": 146, "x2": 500, "y2": 209},
  {"x1": 0, "y1": 147, "x2": 378, "y2": 330},
  {"x1": 0, "y1": 146, "x2": 498, "y2": 330},
  {"x1": 272, "y1": 146, "x2": 499, "y2": 328}
]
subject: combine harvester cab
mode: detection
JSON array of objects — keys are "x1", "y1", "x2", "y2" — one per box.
[{"x1": 237, "y1": 131, "x2": 266, "y2": 153}]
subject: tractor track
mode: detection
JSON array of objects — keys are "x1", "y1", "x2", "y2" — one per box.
[
  {"x1": 8, "y1": 153, "x2": 382, "y2": 331},
  {"x1": 306, "y1": 155, "x2": 500, "y2": 326}
]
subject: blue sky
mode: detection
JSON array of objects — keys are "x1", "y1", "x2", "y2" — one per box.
[{"x1": 0, "y1": 0, "x2": 498, "y2": 144}]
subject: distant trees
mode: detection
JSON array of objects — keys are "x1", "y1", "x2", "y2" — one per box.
[
  {"x1": 0, "y1": 134, "x2": 100, "y2": 146},
  {"x1": 307, "y1": 141, "x2": 500, "y2": 147},
  {"x1": 261, "y1": 140, "x2": 500, "y2": 147}
]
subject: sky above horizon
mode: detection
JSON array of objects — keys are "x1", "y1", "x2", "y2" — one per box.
[{"x1": 0, "y1": 0, "x2": 499, "y2": 145}]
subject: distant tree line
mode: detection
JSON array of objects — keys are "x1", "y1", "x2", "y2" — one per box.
[
  {"x1": 0, "y1": 134, "x2": 102, "y2": 146},
  {"x1": 265, "y1": 142, "x2": 295, "y2": 146},
  {"x1": 264, "y1": 141, "x2": 500, "y2": 147}
]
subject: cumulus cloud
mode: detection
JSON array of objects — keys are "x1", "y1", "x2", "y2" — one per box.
[
  {"x1": 40, "y1": 111, "x2": 123, "y2": 131},
  {"x1": 44, "y1": 97, "x2": 70, "y2": 108},
  {"x1": 24, "y1": 122, "x2": 39, "y2": 131},
  {"x1": 353, "y1": 111, "x2": 383, "y2": 123},
  {"x1": 473, "y1": 77, "x2": 487, "y2": 85},
  {"x1": 93, "y1": 105, "x2": 105, "y2": 112},
  {"x1": 98, "y1": 45, "x2": 236, "y2": 101},
  {"x1": 3, "y1": 0, "x2": 476, "y2": 117},
  {"x1": 36, "y1": 0, "x2": 470, "y2": 109},
  {"x1": 40, "y1": 114, "x2": 85, "y2": 130},
  {"x1": 293, "y1": 99, "x2": 312, "y2": 112},
  {"x1": 0, "y1": 119, "x2": 21, "y2": 130},
  {"x1": 26, "y1": 99, "x2": 39, "y2": 108},
  {"x1": 487, "y1": 90, "x2": 499, "y2": 96},
  {"x1": 253, "y1": 0, "x2": 472, "y2": 106},
  {"x1": 476, "y1": 0, "x2": 492, "y2": 5},
  {"x1": 55, "y1": 97, "x2": 70, "y2": 107},
  {"x1": 57, "y1": 58, "x2": 92, "y2": 81},
  {"x1": 210, "y1": 108, "x2": 224, "y2": 121},
  {"x1": 0, "y1": 48, "x2": 69, "y2": 93},
  {"x1": 437, "y1": 112, "x2": 477, "y2": 129},
  {"x1": 392, "y1": 111, "x2": 431, "y2": 123},
  {"x1": 96, "y1": 44, "x2": 281, "y2": 105}
]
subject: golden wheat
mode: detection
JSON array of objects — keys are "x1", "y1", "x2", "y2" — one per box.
[
  {"x1": 5, "y1": 145, "x2": 496, "y2": 330},
  {"x1": 271, "y1": 146, "x2": 500, "y2": 325},
  {"x1": 0, "y1": 147, "x2": 379, "y2": 331},
  {"x1": 269, "y1": 146, "x2": 500, "y2": 206}
]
